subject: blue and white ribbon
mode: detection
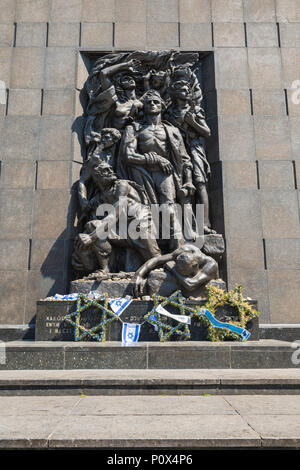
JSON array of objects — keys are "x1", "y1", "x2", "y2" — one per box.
[
  {"x1": 109, "y1": 297, "x2": 132, "y2": 316},
  {"x1": 156, "y1": 304, "x2": 191, "y2": 325},
  {"x1": 122, "y1": 323, "x2": 141, "y2": 345},
  {"x1": 54, "y1": 293, "x2": 79, "y2": 300},
  {"x1": 198, "y1": 308, "x2": 251, "y2": 340}
]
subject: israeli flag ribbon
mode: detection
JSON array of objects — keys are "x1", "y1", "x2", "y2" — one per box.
[
  {"x1": 54, "y1": 293, "x2": 78, "y2": 300},
  {"x1": 109, "y1": 297, "x2": 132, "y2": 316},
  {"x1": 122, "y1": 323, "x2": 141, "y2": 345},
  {"x1": 156, "y1": 305, "x2": 191, "y2": 325},
  {"x1": 198, "y1": 308, "x2": 251, "y2": 340}
]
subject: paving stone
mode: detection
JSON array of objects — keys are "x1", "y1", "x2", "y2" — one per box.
[
  {"x1": 8, "y1": 89, "x2": 41, "y2": 116},
  {"x1": 45, "y1": 48, "x2": 76, "y2": 89},
  {"x1": 42, "y1": 89, "x2": 74, "y2": 116},
  {"x1": 11, "y1": 48, "x2": 45, "y2": 89},
  {"x1": 268, "y1": 269, "x2": 300, "y2": 324},
  {"x1": 0, "y1": 396, "x2": 80, "y2": 415},
  {"x1": 246, "y1": 22, "x2": 278, "y2": 47},
  {"x1": 223, "y1": 161, "x2": 257, "y2": 189},
  {"x1": 39, "y1": 116, "x2": 73, "y2": 160},
  {"x1": 252, "y1": 89, "x2": 286, "y2": 116},
  {"x1": 0, "y1": 188, "x2": 33, "y2": 238},
  {"x1": 179, "y1": 0, "x2": 211, "y2": 22},
  {"x1": 147, "y1": 0, "x2": 179, "y2": 23},
  {"x1": 248, "y1": 48, "x2": 282, "y2": 89},
  {"x1": 244, "y1": 0, "x2": 276, "y2": 22},
  {"x1": 245, "y1": 414, "x2": 300, "y2": 446},
  {"x1": 0, "y1": 23, "x2": 14, "y2": 46},
  {"x1": 226, "y1": 395, "x2": 300, "y2": 415},
  {"x1": 276, "y1": 0, "x2": 300, "y2": 22},
  {"x1": 0, "y1": 161, "x2": 35, "y2": 189},
  {"x1": 48, "y1": 23, "x2": 80, "y2": 47},
  {"x1": 115, "y1": 0, "x2": 146, "y2": 22},
  {"x1": 82, "y1": 0, "x2": 115, "y2": 22},
  {"x1": 51, "y1": 0, "x2": 82, "y2": 22},
  {"x1": 214, "y1": 22, "x2": 245, "y2": 47},
  {"x1": 49, "y1": 413, "x2": 259, "y2": 446},
  {"x1": 15, "y1": 0, "x2": 50, "y2": 22},
  {"x1": 265, "y1": 239, "x2": 300, "y2": 270},
  {"x1": 215, "y1": 48, "x2": 249, "y2": 89},
  {"x1": 254, "y1": 115, "x2": 291, "y2": 160},
  {"x1": 217, "y1": 89, "x2": 251, "y2": 115},
  {"x1": 180, "y1": 23, "x2": 212, "y2": 48},
  {"x1": 211, "y1": 0, "x2": 244, "y2": 22},
  {"x1": 147, "y1": 23, "x2": 178, "y2": 48},
  {"x1": 219, "y1": 115, "x2": 255, "y2": 161},
  {"x1": 81, "y1": 22, "x2": 113, "y2": 47},
  {"x1": 260, "y1": 190, "x2": 300, "y2": 238},
  {"x1": 258, "y1": 161, "x2": 294, "y2": 189},
  {"x1": 15, "y1": 22, "x2": 47, "y2": 47},
  {"x1": 73, "y1": 395, "x2": 235, "y2": 415},
  {"x1": 114, "y1": 23, "x2": 146, "y2": 49},
  {"x1": 0, "y1": 271, "x2": 27, "y2": 325}
]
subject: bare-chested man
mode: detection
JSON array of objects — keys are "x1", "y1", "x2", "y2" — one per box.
[{"x1": 120, "y1": 90, "x2": 195, "y2": 249}]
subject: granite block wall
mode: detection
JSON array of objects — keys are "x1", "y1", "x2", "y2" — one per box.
[{"x1": 0, "y1": 0, "x2": 300, "y2": 325}]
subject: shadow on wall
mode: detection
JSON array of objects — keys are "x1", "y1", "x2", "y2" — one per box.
[{"x1": 27, "y1": 187, "x2": 79, "y2": 326}]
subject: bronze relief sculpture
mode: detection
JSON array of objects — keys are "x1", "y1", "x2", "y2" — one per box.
[{"x1": 73, "y1": 50, "x2": 225, "y2": 298}]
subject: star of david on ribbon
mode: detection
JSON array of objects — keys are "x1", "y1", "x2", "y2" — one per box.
[
  {"x1": 64, "y1": 293, "x2": 119, "y2": 342},
  {"x1": 144, "y1": 290, "x2": 195, "y2": 342}
]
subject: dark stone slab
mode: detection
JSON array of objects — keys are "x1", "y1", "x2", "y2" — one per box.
[
  {"x1": 0, "y1": 342, "x2": 64, "y2": 370},
  {"x1": 64, "y1": 343, "x2": 147, "y2": 369},
  {"x1": 260, "y1": 324, "x2": 300, "y2": 342},
  {"x1": 230, "y1": 341, "x2": 297, "y2": 369},
  {"x1": 36, "y1": 299, "x2": 259, "y2": 342},
  {"x1": 0, "y1": 325, "x2": 35, "y2": 342},
  {"x1": 0, "y1": 340, "x2": 294, "y2": 370},
  {"x1": 147, "y1": 343, "x2": 232, "y2": 369}
]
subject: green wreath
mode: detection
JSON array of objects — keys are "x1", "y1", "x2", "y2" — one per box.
[{"x1": 202, "y1": 284, "x2": 260, "y2": 342}]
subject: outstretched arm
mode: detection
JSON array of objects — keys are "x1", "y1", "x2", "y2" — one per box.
[
  {"x1": 134, "y1": 248, "x2": 183, "y2": 297},
  {"x1": 100, "y1": 59, "x2": 140, "y2": 90}
]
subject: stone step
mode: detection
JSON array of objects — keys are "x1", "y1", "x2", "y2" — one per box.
[
  {"x1": 0, "y1": 339, "x2": 299, "y2": 371},
  {"x1": 0, "y1": 368, "x2": 300, "y2": 396}
]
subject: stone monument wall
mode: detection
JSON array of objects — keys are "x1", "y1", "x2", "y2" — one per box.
[{"x1": 0, "y1": 0, "x2": 300, "y2": 326}]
